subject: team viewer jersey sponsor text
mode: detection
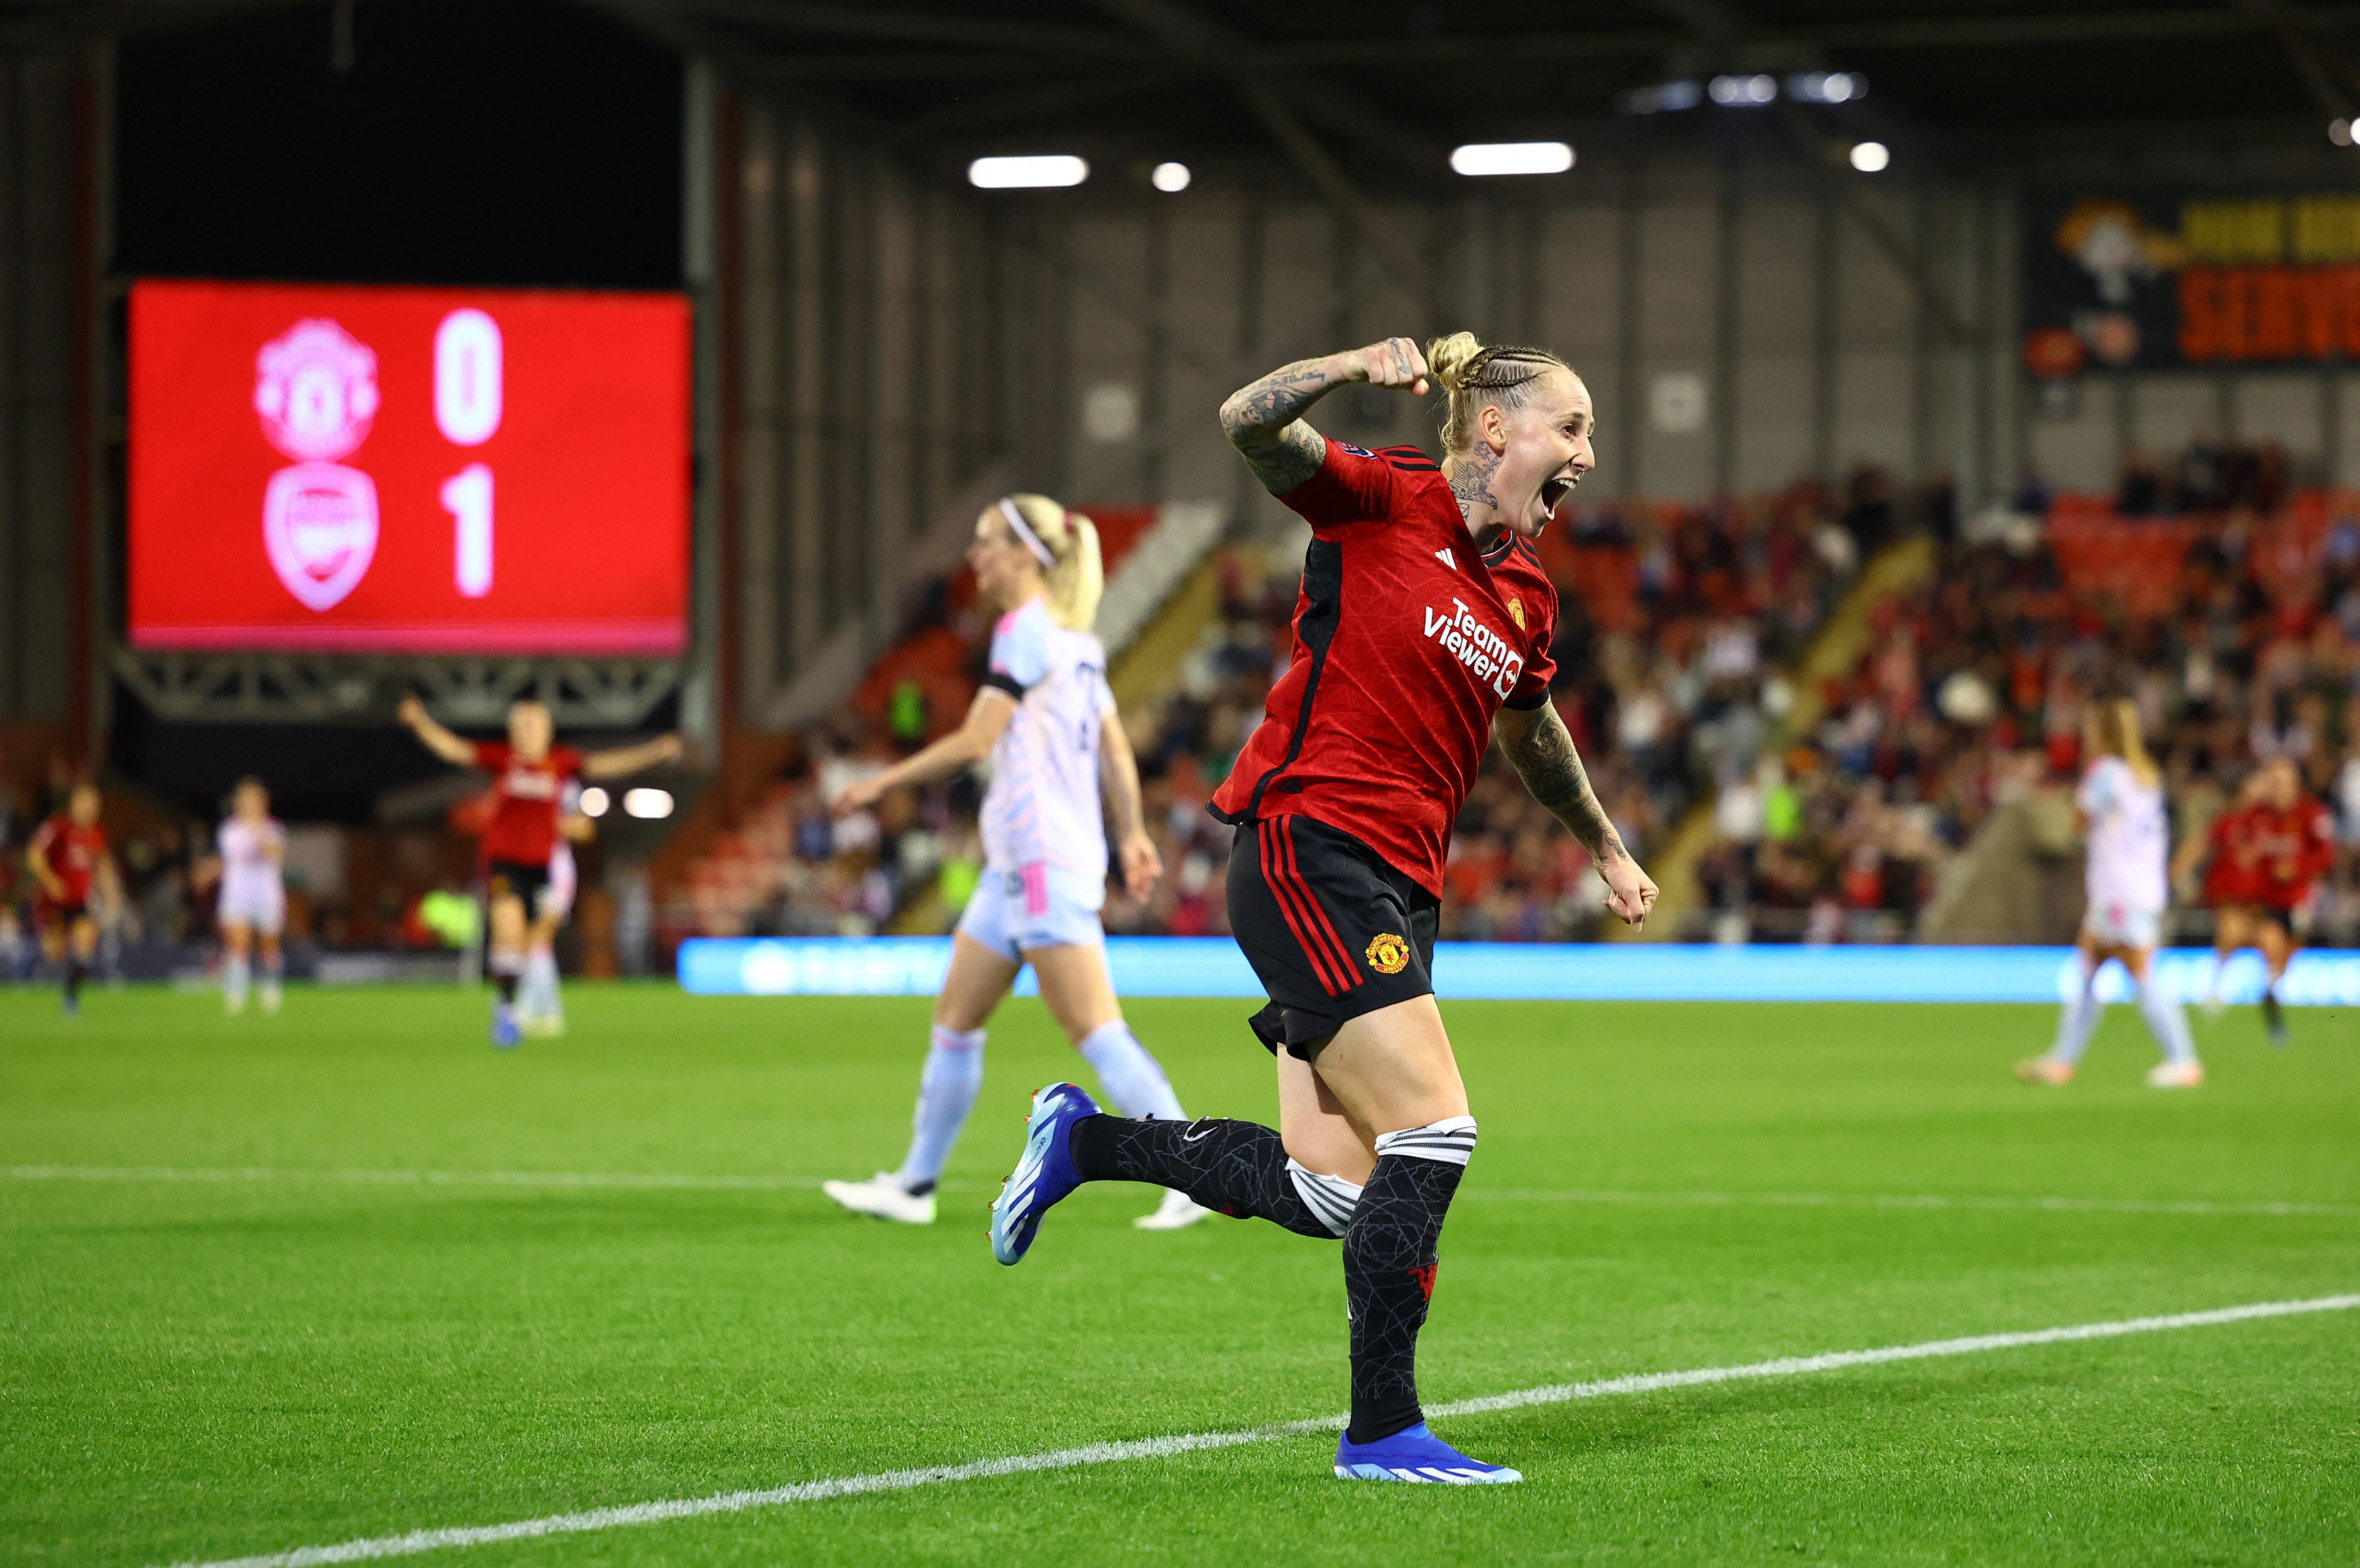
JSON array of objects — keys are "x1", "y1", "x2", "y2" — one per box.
[
  {"x1": 1211, "y1": 439, "x2": 1560, "y2": 898},
  {"x1": 475, "y1": 742, "x2": 584, "y2": 867},
  {"x1": 978, "y1": 597, "x2": 1113, "y2": 878}
]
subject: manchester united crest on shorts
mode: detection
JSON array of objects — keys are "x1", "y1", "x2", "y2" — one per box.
[{"x1": 1364, "y1": 933, "x2": 1410, "y2": 975}]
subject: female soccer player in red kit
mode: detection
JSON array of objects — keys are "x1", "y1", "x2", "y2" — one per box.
[
  {"x1": 2180, "y1": 757, "x2": 2332, "y2": 1042},
  {"x1": 400, "y1": 696, "x2": 681, "y2": 1046},
  {"x1": 28, "y1": 781, "x2": 116, "y2": 1015},
  {"x1": 988, "y1": 332, "x2": 1657, "y2": 1483}
]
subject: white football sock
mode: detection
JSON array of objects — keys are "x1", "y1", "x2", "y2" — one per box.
[
  {"x1": 2050, "y1": 961, "x2": 2103, "y2": 1065},
  {"x1": 1286, "y1": 1157, "x2": 1365, "y2": 1237},
  {"x1": 259, "y1": 953, "x2": 282, "y2": 1010},
  {"x1": 1076, "y1": 1018, "x2": 1186, "y2": 1121},
  {"x1": 223, "y1": 954, "x2": 250, "y2": 1008},
  {"x1": 525, "y1": 946, "x2": 560, "y2": 1019},
  {"x1": 895, "y1": 1024, "x2": 986, "y2": 1195},
  {"x1": 2134, "y1": 980, "x2": 2197, "y2": 1065}
]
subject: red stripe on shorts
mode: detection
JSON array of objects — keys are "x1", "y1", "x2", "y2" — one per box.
[
  {"x1": 1270, "y1": 818, "x2": 1362, "y2": 992},
  {"x1": 1259, "y1": 819, "x2": 1350, "y2": 996}
]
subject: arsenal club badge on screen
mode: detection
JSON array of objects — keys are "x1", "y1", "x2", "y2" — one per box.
[{"x1": 128, "y1": 279, "x2": 691, "y2": 654}]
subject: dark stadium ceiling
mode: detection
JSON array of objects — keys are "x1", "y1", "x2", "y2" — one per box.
[{"x1": 9, "y1": 0, "x2": 2360, "y2": 179}]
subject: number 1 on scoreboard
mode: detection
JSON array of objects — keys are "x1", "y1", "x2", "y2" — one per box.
[
  {"x1": 434, "y1": 309, "x2": 502, "y2": 600},
  {"x1": 443, "y1": 464, "x2": 494, "y2": 598}
]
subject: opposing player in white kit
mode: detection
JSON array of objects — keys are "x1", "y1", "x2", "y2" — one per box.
[
  {"x1": 824, "y1": 494, "x2": 1207, "y2": 1231},
  {"x1": 518, "y1": 783, "x2": 592, "y2": 1038},
  {"x1": 212, "y1": 777, "x2": 287, "y2": 1016},
  {"x1": 2018, "y1": 700, "x2": 2202, "y2": 1088}
]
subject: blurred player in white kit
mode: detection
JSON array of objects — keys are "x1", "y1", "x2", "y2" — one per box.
[
  {"x1": 210, "y1": 777, "x2": 287, "y2": 1016},
  {"x1": 2018, "y1": 699, "x2": 2201, "y2": 1088},
  {"x1": 518, "y1": 781, "x2": 593, "y2": 1037}
]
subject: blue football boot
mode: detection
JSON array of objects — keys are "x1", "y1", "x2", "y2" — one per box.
[
  {"x1": 989, "y1": 1081, "x2": 1099, "y2": 1265},
  {"x1": 1335, "y1": 1422, "x2": 1522, "y2": 1483},
  {"x1": 490, "y1": 1003, "x2": 522, "y2": 1050}
]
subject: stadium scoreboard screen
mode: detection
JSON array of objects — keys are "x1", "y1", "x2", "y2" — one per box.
[{"x1": 128, "y1": 279, "x2": 691, "y2": 655}]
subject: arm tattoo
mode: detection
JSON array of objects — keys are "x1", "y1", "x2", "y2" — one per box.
[
  {"x1": 1219, "y1": 356, "x2": 1339, "y2": 497},
  {"x1": 1498, "y1": 702, "x2": 1626, "y2": 861}
]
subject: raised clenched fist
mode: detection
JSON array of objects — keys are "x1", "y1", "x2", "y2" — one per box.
[{"x1": 1343, "y1": 337, "x2": 1430, "y2": 396}]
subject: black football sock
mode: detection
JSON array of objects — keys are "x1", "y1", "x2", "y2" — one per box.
[
  {"x1": 65, "y1": 960, "x2": 87, "y2": 1003},
  {"x1": 1069, "y1": 1114, "x2": 1340, "y2": 1239},
  {"x1": 1344, "y1": 1117, "x2": 1478, "y2": 1446},
  {"x1": 494, "y1": 972, "x2": 519, "y2": 1005}
]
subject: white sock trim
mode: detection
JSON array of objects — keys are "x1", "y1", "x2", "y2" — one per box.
[
  {"x1": 1373, "y1": 1115, "x2": 1479, "y2": 1166},
  {"x1": 1285, "y1": 1158, "x2": 1364, "y2": 1237},
  {"x1": 930, "y1": 1023, "x2": 985, "y2": 1052}
]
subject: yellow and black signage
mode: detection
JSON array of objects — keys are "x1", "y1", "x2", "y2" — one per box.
[{"x1": 2023, "y1": 191, "x2": 2360, "y2": 372}]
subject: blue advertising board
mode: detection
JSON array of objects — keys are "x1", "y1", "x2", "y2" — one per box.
[{"x1": 677, "y1": 938, "x2": 2360, "y2": 1006}]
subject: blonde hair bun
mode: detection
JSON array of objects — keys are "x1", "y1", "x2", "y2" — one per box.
[
  {"x1": 1421, "y1": 332, "x2": 1575, "y2": 455},
  {"x1": 1425, "y1": 331, "x2": 1484, "y2": 394}
]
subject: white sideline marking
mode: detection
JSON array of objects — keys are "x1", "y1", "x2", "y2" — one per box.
[
  {"x1": 1465, "y1": 1186, "x2": 2360, "y2": 1220},
  {"x1": 8, "y1": 1165, "x2": 2351, "y2": 1218},
  {"x1": 159, "y1": 1294, "x2": 2359, "y2": 1568}
]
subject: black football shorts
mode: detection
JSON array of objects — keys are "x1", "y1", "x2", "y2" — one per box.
[
  {"x1": 486, "y1": 858, "x2": 555, "y2": 918},
  {"x1": 1226, "y1": 813, "x2": 1440, "y2": 1060}
]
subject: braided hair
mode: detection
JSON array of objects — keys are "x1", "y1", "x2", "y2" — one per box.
[{"x1": 1424, "y1": 333, "x2": 1574, "y2": 455}]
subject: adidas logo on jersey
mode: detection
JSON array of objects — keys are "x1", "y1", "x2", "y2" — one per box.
[
  {"x1": 1422, "y1": 597, "x2": 1524, "y2": 699},
  {"x1": 1435, "y1": 548, "x2": 1456, "y2": 570}
]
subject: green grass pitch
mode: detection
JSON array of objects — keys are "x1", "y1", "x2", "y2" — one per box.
[{"x1": 4, "y1": 983, "x2": 2357, "y2": 1566}]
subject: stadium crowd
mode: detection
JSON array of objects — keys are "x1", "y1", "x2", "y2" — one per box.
[{"x1": 1692, "y1": 436, "x2": 2360, "y2": 946}]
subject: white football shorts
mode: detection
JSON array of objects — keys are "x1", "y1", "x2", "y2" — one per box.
[
  {"x1": 2082, "y1": 899, "x2": 2161, "y2": 951},
  {"x1": 954, "y1": 861, "x2": 1106, "y2": 961},
  {"x1": 219, "y1": 878, "x2": 286, "y2": 935}
]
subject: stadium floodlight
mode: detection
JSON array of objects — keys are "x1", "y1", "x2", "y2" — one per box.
[
  {"x1": 1449, "y1": 141, "x2": 1575, "y2": 177},
  {"x1": 1151, "y1": 161, "x2": 1192, "y2": 192},
  {"x1": 2334, "y1": 118, "x2": 2355, "y2": 147},
  {"x1": 1708, "y1": 73, "x2": 1778, "y2": 106},
  {"x1": 1619, "y1": 79, "x2": 1702, "y2": 114},
  {"x1": 623, "y1": 787, "x2": 674, "y2": 819},
  {"x1": 1849, "y1": 140, "x2": 1891, "y2": 173},
  {"x1": 579, "y1": 786, "x2": 610, "y2": 818},
  {"x1": 967, "y1": 155, "x2": 1089, "y2": 189},
  {"x1": 1785, "y1": 71, "x2": 1865, "y2": 104}
]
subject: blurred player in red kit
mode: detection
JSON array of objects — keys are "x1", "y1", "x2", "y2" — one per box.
[
  {"x1": 27, "y1": 781, "x2": 118, "y2": 1015},
  {"x1": 2177, "y1": 758, "x2": 2331, "y2": 1043},
  {"x1": 399, "y1": 695, "x2": 681, "y2": 1047}
]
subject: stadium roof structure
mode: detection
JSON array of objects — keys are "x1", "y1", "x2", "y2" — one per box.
[
  {"x1": 7, "y1": 0, "x2": 2359, "y2": 183},
  {"x1": 605, "y1": 0, "x2": 2360, "y2": 179}
]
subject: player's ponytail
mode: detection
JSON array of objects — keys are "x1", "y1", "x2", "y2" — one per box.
[
  {"x1": 2091, "y1": 697, "x2": 2160, "y2": 788},
  {"x1": 1424, "y1": 332, "x2": 1575, "y2": 456},
  {"x1": 1003, "y1": 493, "x2": 1103, "y2": 633}
]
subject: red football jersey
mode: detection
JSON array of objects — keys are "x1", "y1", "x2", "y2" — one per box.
[
  {"x1": 30, "y1": 816, "x2": 108, "y2": 906},
  {"x1": 2201, "y1": 803, "x2": 2263, "y2": 909},
  {"x1": 475, "y1": 742, "x2": 584, "y2": 867},
  {"x1": 2246, "y1": 794, "x2": 2335, "y2": 910},
  {"x1": 1211, "y1": 439, "x2": 1559, "y2": 897}
]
